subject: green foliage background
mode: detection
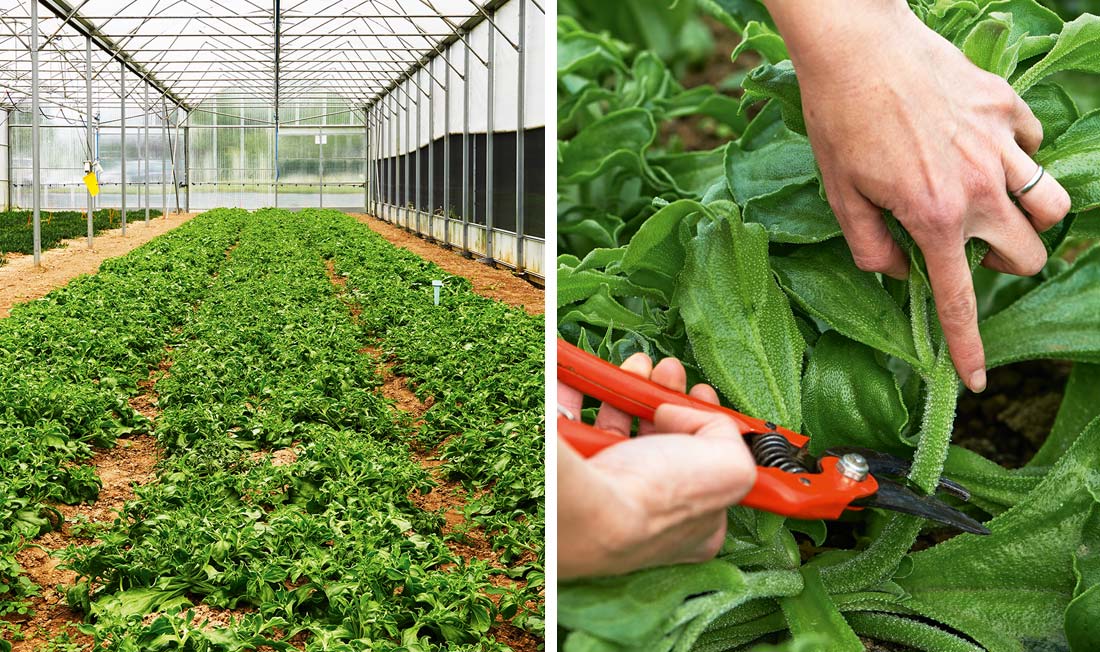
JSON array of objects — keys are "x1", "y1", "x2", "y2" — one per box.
[{"x1": 557, "y1": 1, "x2": 1100, "y2": 650}]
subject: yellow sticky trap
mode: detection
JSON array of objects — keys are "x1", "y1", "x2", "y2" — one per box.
[{"x1": 83, "y1": 172, "x2": 99, "y2": 197}]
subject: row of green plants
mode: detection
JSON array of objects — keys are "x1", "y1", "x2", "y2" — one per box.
[
  {"x1": 0, "y1": 208, "x2": 542, "y2": 651},
  {"x1": 0, "y1": 208, "x2": 246, "y2": 633},
  {"x1": 0, "y1": 209, "x2": 163, "y2": 256},
  {"x1": 320, "y1": 214, "x2": 545, "y2": 577},
  {"x1": 558, "y1": 1, "x2": 1100, "y2": 650}
]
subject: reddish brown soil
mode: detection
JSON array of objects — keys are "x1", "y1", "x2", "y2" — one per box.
[
  {"x1": 9, "y1": 358, "x2": 165, "y2": 651},
  {"x1": 347, "y1": 213, "x2": 544, "y2": 316},
  {"x1": 325, "y1": 264, "x2": 539, "y2": 652},
  {"x1": 0, "y1": 212, "x2": 200, "y2": 318}
]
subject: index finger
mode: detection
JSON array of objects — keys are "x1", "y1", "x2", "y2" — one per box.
[{"x1": 920, "y1": 238, "x2": 987, "y2": 392}]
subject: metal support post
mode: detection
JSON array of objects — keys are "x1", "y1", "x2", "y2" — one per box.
[
  {"x1": 184, "y1": 116, "x2": 190, "y2": 212},
  {"x1": 404, "y1": 80, "x2": 411, "y2": 229},
  {"x1": 162, "y1": 96, "x2": 167, "y2": 216},
  {"x1": 415, "y1": 69, "x2": 422, "y2": 236},
  {"x1": 516, "y1": 0, "x2": 526, "y2": 273},
  {"x1": 485, "y1": 21, "x2": 495, "y2": 263},
  {"x1": 120, "y1": 63, "x2": 126, "y2": 235},
  {"x1": 86, "y1": 35, "x2": 94, "y2": 248},
  {"x1": 144, "y1": 83, "x2": 150, "y2": 223},
  {"x1": 318, "y1": 120, "x2": 324, "y2": 209},
  {"x1": 31, "y1": 0, "x2": 41, "y2": 266},
  {"x1": 462, "y1": 33, "x2": 470, "y2": 258},
  {"x1": 443, "y1": 47, "x2": 451, "y2": 247},
  {"x1": 369, "y1": 106, "x2": 374, "y2": 211},
  {"x1": 428, "y1": 64, "x2": 434, "y2": 240}
]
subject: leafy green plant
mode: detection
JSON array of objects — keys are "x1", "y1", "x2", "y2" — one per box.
[
  {"x1": 558, "y1": 1, "x2": 1100, "y2": 650},
  {"x1": 0, "y1": 209, "x2": 163, "y2": 257}
]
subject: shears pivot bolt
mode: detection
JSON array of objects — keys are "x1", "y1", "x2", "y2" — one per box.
[{"x1": 836, "y1": 453, "x2": 870, "y2": 482}]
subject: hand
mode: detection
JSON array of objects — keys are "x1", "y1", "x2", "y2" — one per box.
[
  {"x1": 558, "y1": 352, "x2": 757, "y2": 580},
  {"x1": 764, "y1": 0, "x2": 1072, "y2": 392}
]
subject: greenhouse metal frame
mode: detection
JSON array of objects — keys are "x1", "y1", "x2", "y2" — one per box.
[{"x1": 0, "y1": 0, "x2": 546, "y2": 278}]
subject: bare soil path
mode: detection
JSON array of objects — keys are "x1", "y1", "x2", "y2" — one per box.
[
  {"x1": 347, "y1": 213, "x2": 544, "y2": 316},
  {"x1": 0, "y1": 212, "x2": 200, "y2": 318}
]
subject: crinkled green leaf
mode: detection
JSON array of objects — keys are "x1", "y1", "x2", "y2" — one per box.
[
  {"x1": 557, "y1": 29, "x2": 629, "y2": 79},
  {"x1": 898, "y1": 416, "x2": 1100, "y2": 652},
  {"x1": 650, "y1": 147, "x2": 727, "y2": 198},
  {"x1": 676, "y1": 211, "x2": 804, "y2": 428},
  {"x1": 961, "y1": 13, "x2": 1024, "y2": 77},
  {"x1": 725, "y1": 128, "x2": 817, "y2": 205},
  {"x1": 1037, "y1": 109, "x2": 1100, "y2": 212},
  {"x1": 1022, "y1": 82, "x2": 1079, "y2": 142},
  {"x1": 1065, "y1": 506, "x2": 1100, "y2": 651},
  {"x1": 740, "y1": 60, "x2": 805, "y2": 135},
  {"x1": 742, "y1": 180, "x2": 841, "y2": 244},
  {"x1": 558, "y1": 560, "x2": 747, "y2": 647},
  {"x1": 1030, "y1": 362, "x2": 1100, "y2": 468},
  {"x1": 1013, "y1": 13, "x2": 1100, "y2": 93},
  {"x1": 619, "y1": 200, "x2": 706, "y2": 300},
  {"x1": 941, "y1": 446, "x2": 1043, "y2": 514},
  {"x1": 772, "y1": 239, "x2": 921, "y2": 368},
  {"x1": 845, "y1": 612, "x2": 985, "y2": 652},
  {"x1": 801, "y1": 331, "x2": 910, "y2": 457},
  {"x1": 980, "y1": 244, "x2": 1100, "y2": 367},
  {"x1": 560, "y1": 108, "x2": 658, "y2": 184},
  {"x1": 779, "y1": 567, "x2": 863, "y2": 652},
  {"x1": 732, "y1": 21, "x2": 789, "y2": 64}
]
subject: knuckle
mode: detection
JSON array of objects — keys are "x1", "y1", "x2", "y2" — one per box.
[
  {"x1": 1051, "y1": 188, "x2": 1073, "y2": 219},
  {"x1": 851, "y1": 247, "x2": 898, "y2": 273},
  {"x1": 937, "y1": 288, "x2": 977, "y2": 326},
  {"x1": 1020, "y1": 249, "x2": 1047, "y2": 276}
]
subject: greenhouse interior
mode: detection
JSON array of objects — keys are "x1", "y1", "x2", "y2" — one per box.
[
  {"x1": 1, "y1": 0, "x2": 546, "y2": 278},
  {"x1": 0, "y1": 1, "x2": 546, "y2": 650}
]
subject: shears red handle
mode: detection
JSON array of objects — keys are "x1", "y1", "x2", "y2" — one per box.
[{"x1": 558, "y1": 339, "x2": 879, "y2": 521}]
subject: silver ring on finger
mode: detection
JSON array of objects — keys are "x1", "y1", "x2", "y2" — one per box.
[{"x1": 1012, "y1": 164, "x2": 1045, "y2": 197}]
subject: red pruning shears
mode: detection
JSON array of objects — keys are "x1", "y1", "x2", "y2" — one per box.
[{"x1": 558, "y1": 339, "x2": 989, "y2": 535}]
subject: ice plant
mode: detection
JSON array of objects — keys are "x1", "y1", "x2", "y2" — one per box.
[{"x1": 557, "y1": 1, "x2": 1100, "y2": 649}]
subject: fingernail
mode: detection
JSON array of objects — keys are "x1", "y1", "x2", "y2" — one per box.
[{"x1": 969, "y1": 369, "x2": 987, "y2": 393}]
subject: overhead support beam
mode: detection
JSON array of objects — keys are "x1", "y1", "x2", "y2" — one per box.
[
  {"x1": 36, "y1": 0, "x2": 192, "y2": 112},
  {"x1": 367, "y1": 0, "x2": 511, "y2": 111}
]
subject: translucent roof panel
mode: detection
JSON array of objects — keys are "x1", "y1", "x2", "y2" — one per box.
[{"x1": 0, "y1": 0, "x2": 497, "y2": 114}]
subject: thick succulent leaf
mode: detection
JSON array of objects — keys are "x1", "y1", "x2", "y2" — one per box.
[
  {"x1": 772, "y1": 239, "x2": 921, "y2": 368},
  {"x1": 1029, "y1": 362, "x2": 1100, "y2": 468},
  {"x1": 1036, "y1": 109, "x2": 1100, "y2": 212},
  {"x1": 676, "y1": 211, "x2": 805, "y2": 428},
  {"x1": 844, "y1": 612, "x2": 985, "y2": 652},
  {"x1": 559, "y1": 561, "x2": 747, "y2": 648},
  {"x1": 779, "y1": 567, "x2": 863, "y2": 652},
  {"x1": 656, "y1": 86, "x2": 747, "y2": 130},
  {"x1": 725, "y1": 129, "x2": 817, "y2": 204},
  {"x1": 559, "y1": 562, "x2": 801, "y2": 652},
  {"x1": 557, "y1": 29, "x2": 628, "y2": 79},
  {"x1": 650, "y1": 147, "x2": 727, "y2": 198},
  {"x1": 1069, "y1": 208, "x2": 1100, "y2": 238},
  {"x1": 559, "y1": 108, "x2": 658, "y2": 184},
  {"x1": 1066, "y1": 506, "x2": 1100, "y2": 651},
  {"x1": 801, "y1": 331, "x2": 910, "y2": 457},
  {"x1": 941, "y1": 446, "x2": 1043, "y2": 514},
  {"x1": 742, "y1": 180, "x2": 841, "y2": 244},
  {"x1": 961, "y1": 13, "x2": 1024, "y2": 77},
  {"x1": 980, "y1": 244, "x2": 1100, "y2": 367},
  {"x1": 557, "y1": 266, "x2": 664, "y2": 308},
  {"x1": 740, "y1": 61, "x2": 805, "y2": 135},
  {"x1": 1022, "y1": 82, "x2": 1079, "y2": 142},
  {"x1": 732, "y1": 21, "x2": 789, "y2": 64},
  {"x1": 1012, "y1": 13, "x2": 1100, "y2": 93},
  {"x1": 898, "y1": 416, "x2": 1100, "y2": 652},
  {"x1": 618, "y1": 200, "x2": 706, "y2": 301},
  {"x1": 559, "y1": 285, "x2": 658, "y2": 334},
  {"x1": 698, "y1": 0, "x2": 772, "y2": 33},
  {"x1": 738, "y1": 100, "x2": 787, "y2": 151}
]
